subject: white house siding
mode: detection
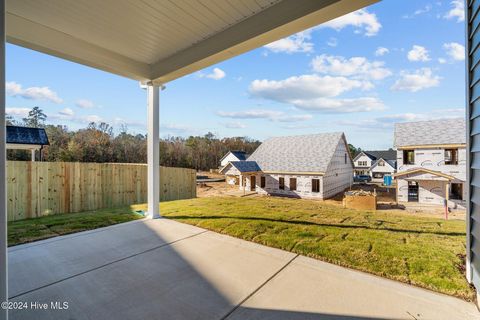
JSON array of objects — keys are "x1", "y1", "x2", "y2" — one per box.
[
  {"x1": 353, "y1": 154, "x2": 372, "y2": 176},
  {"x1": 370, "y1": 161, "x2": 395, "y2": 183},
  {"x1": 323, "y1": 139, "x2": 354, "y2": 199},
  {"x1": 246, "y1": 173, "x2": 324, "y2": 199},
  {"x1": 396, "y1": 147, "x2": 466, "y2": 207},
  {"x1": 220, "y1": 153, "x2": 242, "y2": 167}
]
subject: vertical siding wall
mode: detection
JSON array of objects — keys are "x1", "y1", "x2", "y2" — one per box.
[
  {"x1": 468, "y1": 0, "x2": 480, "y2": 293},
  {"x1": 6, "y1": 161, "x2": 196, "y2": 221}
]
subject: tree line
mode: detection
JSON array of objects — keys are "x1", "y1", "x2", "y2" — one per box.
[{"x1": 7, "y1": 107, "x2": 261, "y2": 171}]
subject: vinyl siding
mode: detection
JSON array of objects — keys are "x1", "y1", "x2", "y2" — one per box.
[{"x1": 468, "y1": 0, "x2": 480, "y2": 291}]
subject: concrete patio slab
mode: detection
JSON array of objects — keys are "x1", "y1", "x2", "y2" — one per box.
[
  {"x1": 8, "y1": 218, "x2": 205, "y2": 297},
  {"x1": 7, "y1": 218, "x2": 480, "y2": 320},
  {"x1": 9, "y1": 221, "x2": 295, "y2": 320},
  {"x1": 227, "y1": 255, "x2": 480, "y2": 320}
]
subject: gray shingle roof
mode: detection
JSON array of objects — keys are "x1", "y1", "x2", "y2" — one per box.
[
  {"x1": 364, "y1": 150, "x2": 396, "y2": 161},
  {"x1": 247, "y1": 132, "x2": 346, "y2": 173},
  {"x1": 229, "y1": 161, "x2": 261, "y2": 173},
  {"x1": 6, "y1": 126, "x2": 49, "y2": 146},
  {"x1": 394, "y1": 118, "x2": 465, "y2": 147}
]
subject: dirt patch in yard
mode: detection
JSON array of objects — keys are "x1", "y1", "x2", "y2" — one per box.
[
  {"x1": 198, "y1": 181, "x2": 466, "y2": 220},
  {"x1": 197, "y1": 181, "x2": 258, "y2": 198}
]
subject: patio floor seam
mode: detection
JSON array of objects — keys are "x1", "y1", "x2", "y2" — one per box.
[
  {"x1": 9, "y1": 229, "x2": 209, "y2": 299},
  {"x1": 220, "y1": 253, "x2": 300, "y2": 320}
]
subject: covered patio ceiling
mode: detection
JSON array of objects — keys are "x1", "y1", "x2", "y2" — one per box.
[{"x1": 6, "y1": 0, "x2": 377, "y2": 83}]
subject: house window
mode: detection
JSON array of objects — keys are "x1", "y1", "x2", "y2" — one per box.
[
  {"x1": 403, "y1": 150, "x2": 415, "y2": 165},
  {"x1": 260, "y1": 176, "x2": 266, "y2": 188},
  {"x1": 312, "y1": 179, "x2": 320, "y2": 193},
  {"x1": 358, "y1": 161, "x2": 367, "y2": 166},
  {"x1": 450, "y1": 183, "x2": 463, "y2": 200},
  {"x1": 445, "y1": 149, "x2": 458, "y2": 165},
  {"x1": 290, "y1": 178, "x2": 297, "y2": 191},
  {"x1": 345, "y1": 153, "x2": 347, "y2": 164},
  {"x1": 373, "y1": 172, "x2": 384, "y2": 179},
  {"x1": 279, "y1": 177, "x2": 285, "y2": 190},
  {"x1": 378, "y1": 160, "x2": 385, "y2": 166}
]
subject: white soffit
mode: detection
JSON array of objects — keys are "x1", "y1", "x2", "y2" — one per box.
[{"x1": 6, "y1": 0, "x2": 378, "y2": 83}]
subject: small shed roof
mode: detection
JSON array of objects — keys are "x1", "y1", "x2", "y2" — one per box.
[
  {"x1": 394, "y1": 118, "x2": 466, "y2": 148},
  {"x1": 6, "y1": 126, "x2": 49, "y2": 146},
  {"x1": 220, "y1": 161, "x2": 261, "y2": 174},
  {"x1": 248, "y1": 132, "x2": 347, "y2": 173}
]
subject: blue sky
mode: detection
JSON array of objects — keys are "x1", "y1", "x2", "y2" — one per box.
[{"x1": 6, "y1": 0, "x2": 466, "y2": 150}]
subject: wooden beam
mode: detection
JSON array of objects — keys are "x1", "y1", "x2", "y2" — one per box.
[
  {"x1": 397, "y1": 144, "x2": 466, "y2": 150},
  {"x1": 6, "y1": 13, "x2": 151, "y2": 81},
  {"x1": 150, "y1": 0, "x2": 378, "y2": 83}
]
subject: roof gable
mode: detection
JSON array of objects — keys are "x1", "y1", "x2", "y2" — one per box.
[
  {"x1": 354, "y1": 151, "x2": 377, "y2": 162},
  {"x1": 6, "y1": 126, "x2": 49, "y2": 146},
  {"x1": 394, "y1": 118, "x2": 465, "y2": 147},
  {"x1": 220, "y1": 150, "x2": 247, "y2": 162},
  {"x1": 371, "y1": 158, "x2": 396, "y2": 170},
  {"x1": 248, "y1": 132, "x2": 345, "y2": 173},
  {"x1": 364, "y1": 150, "x2": 396, "y2": 161}
]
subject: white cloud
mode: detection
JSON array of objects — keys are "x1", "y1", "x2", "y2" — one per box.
[
  {"x1": 217, "y1": 109, "x2": 312, "y2": 123},
  {"x1": 277, "y1": 114, "x2": 313, "y2": 122},
  {"x1": 114, "y1": 117, "x2": 145, "y2": 128},
  {"x1": 375, "y1": 47, "x2": 389, "y2": 57},
  {"x1": 250, "y1": 75, "x2": 369, "y2": 102},
  {"x1": 391, "y1": 68, "x2": 441, "y2": 92},
  {"x1": 403, "y1": 4, "x2": 432, "y2": 19},
  {"x1": 72, "y1": 115, "x2": 102, "y2": 123},
  {"x1": 249, "y1": 74, "x2": 384, "y2": 114},
  {"x1": 75, "y1": 99, "x2": 95, "y2": 109},
  {"x1": 320, "y1": 9, "x2": 381, "y2": 36},
  {"x1": 264, "y1": 31, "x2": 314, "y2": 54},
  {"x1": 443, "y1": 42, "x2": 465, "y2": 61},
  {"x1": 290, "y1": 97, "x2": 385, "y2": 113},
  {"x1": 224, "y1": 122, "x2": 247, "y2": 129},
  {"x1": 407, "y1": 45, "x2": 430, "y2": 62},
  {"x1": 438, "y1": 58, "x2": 447, "y2": 64},
  {"x1": 217, "y1": 109, "x2": 282, "y2": 119},
  {"x1": 59, "y1": 108, "x2": 74, "y2": 116},
  {"x1": 160, "y1": 123, "x2": 201, "y2": 136},
  {"x1": 326, "y1": 37, "x2": 338, "y2": 47},
  {"x1": 205, "y1": 68, "x2": 226, "y2": 80},
  {"x1": 414, "y1": 4, "x2": 432, "y2": 15},
  {"x1": 339, "y1": 108, "x2": 465, "y2": 130},
  {"x1": 6, "y1": 107, "x2": 30, "y2": 117},
  {"x1": 444, "y1": 0, "x2": 464, "y2": 22},
  {"x1": 311, "y1": 54, "x2": 392, "y2": 81},
  {"x1": 6, "y1": 81, "x2": 63, "y2": 103},
  {"x1": 197, "y1": 68, "x2": 226, "y2": 80},
  {"x1": 6, "y1": 82, "x2": 22, "y2": 95}
]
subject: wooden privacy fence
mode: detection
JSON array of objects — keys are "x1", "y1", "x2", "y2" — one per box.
[{"x1": 7, "y1": 161, "x2": 196, "y2": 221}]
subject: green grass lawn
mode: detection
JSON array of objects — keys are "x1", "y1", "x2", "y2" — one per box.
[
  {"x1": 8, "y1": 207, "x2": 143, "y2": 246},
  {"x1": 159, "y1": 196, "x2": 474, "y2": 301}
]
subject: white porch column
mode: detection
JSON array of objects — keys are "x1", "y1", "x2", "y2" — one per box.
[
  {"x1": 147, "y1": 84, "x2": 160, "y2": 219},
  {"x1": 0, "y1": 0, "x2": 7, "y2": 318},
  {"x1": 31, "y1": 149, "x2": 35, "y2": 162}
]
